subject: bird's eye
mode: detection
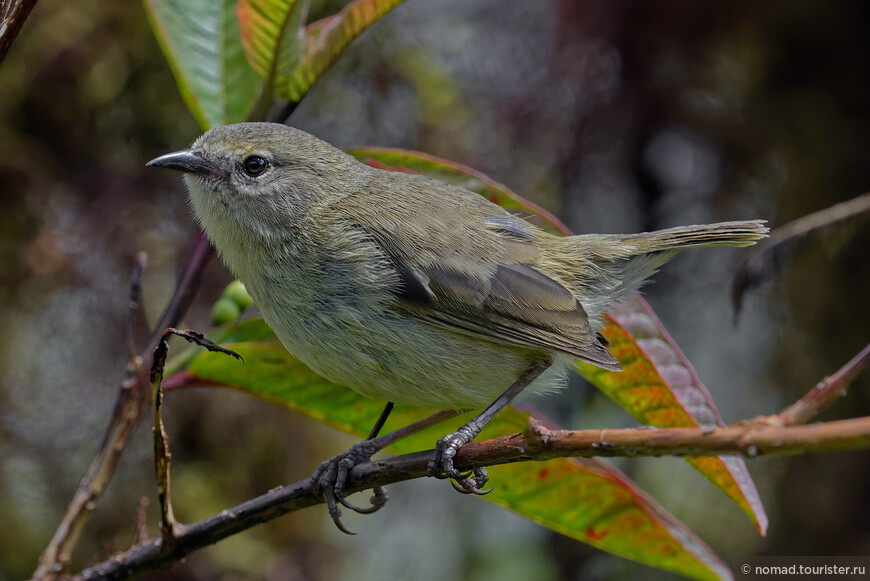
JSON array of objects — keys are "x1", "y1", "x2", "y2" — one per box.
[{"x1": 243, "y1": 155, "x2": 268, "y2": 176}]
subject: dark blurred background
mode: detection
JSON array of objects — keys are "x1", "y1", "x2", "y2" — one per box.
[{"x1": 1, "y1": 1, "x2": 868, "y2": 579}]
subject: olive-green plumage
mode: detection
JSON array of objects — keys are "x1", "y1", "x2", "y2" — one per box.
[{"x1": 148, "y1": 122, "x2": 767, "y2": 410}]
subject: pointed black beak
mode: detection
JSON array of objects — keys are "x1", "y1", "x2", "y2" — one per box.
[{"x1": 146, "y1": 148, "x2": 228, "y2": 180}]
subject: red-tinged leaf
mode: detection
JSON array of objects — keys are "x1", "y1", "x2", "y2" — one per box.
[
  {"x1": 346, "y1": 146, "x2": 767, "y2": 534},
  {"x1": 144, "y1": 0, "x2": 260, "y2": 129},
  {"x1": 237, "y1": 0, "x2": 307, "y2": 89},
  {"x1": 579, "y1": 300, "x2": 769, "y2": 534},
  {"x1": 181, "y1": 318, "x2": 732, "y2": 580},
  {"x1": 484, "y1": 452, "x2": 733, "y2": 579},
  {"x1": 279, "y1": 0, "x2": 405, "y2": 102}
]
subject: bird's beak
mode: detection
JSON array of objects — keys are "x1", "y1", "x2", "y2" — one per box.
[{"x1": 146, "y1": 148, "x2": 228, "y2": 180}]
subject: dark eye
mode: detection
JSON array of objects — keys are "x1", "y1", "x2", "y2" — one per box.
[{"x1": 243, "y1": 155, "x2": 267, "y2": 176}]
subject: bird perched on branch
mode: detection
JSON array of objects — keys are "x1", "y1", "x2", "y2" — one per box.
[{"x1": 148, "y1": 122, "x2": 767, "y2": 531}]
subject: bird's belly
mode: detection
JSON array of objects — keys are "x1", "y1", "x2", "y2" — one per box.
[{"x1": 258, "y1": 298, "x2": 566, "y2": 410}]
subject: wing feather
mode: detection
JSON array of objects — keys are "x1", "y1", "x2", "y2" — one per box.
[
  {"x1": 389, "y1": 243, "x2": 621, "y2": 371},
  {"x1": 331, "y1": 172, "x2": 622, "y2": 371}
]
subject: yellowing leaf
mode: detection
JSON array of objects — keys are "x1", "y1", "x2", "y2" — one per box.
[
  {"x1": 580, "y1": 301, "x2": 768, "y2": 534},
  {"x1": 280, "y1": 0, "x2": 405, "y2": 101},
  {"x1": 237, "y1": 0, "x2": 307, "y2": 83}
]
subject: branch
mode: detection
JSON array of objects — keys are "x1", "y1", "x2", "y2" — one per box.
[
  {"x1": 777, "y1": 342, "x2": 870, "y2": 426},
  {"x1": 150, "y1": 329, "x2": 243, "y2": 549},
  {"x1": 732, "y1": 192, "x2": 870, "y2": 315},
  {"x1": 32, "y1": 234, "x2": 214, "y2": 580},
  {"x1": 0, "y1": 0, "x2": 38, "y2": 66},
  {"x1": 75, "y1": 413, "x2": 870, "y2": 580},
  {"x1": 71, "y1": 341, "x2": 870, "y2": 580},
  {"x1": 150, "y1": 331, "x2": 180, "y2": 547}
]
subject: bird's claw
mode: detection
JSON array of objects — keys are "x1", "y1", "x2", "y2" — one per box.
[
  {"x1": 339, "y1": 486, "x2": 389, "y2": 514},
  {"x1": 449, "y1": 468, "x2": 493, "y2": 495},
  {"x1": 427, "y1": 426, "x2": 493, "y2": 494},
  {"x1": 311, "y1": 441, "x2": 388, "y2": 534}
]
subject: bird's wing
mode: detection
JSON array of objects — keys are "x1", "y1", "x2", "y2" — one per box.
[
  {"x1": 390, "y1": 254, "x2": 622, "y2": 371},
  {"x1": 333, "y1": 173, "x2": 622, "y2": 371}
]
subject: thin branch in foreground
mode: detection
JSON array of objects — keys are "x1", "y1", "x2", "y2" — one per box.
[
  {"x1": 75, "y1": 414, "x2": 870, "y2": 581},
  {"x1": 150, "y1": 329, "x2": 243, "y2": 547},
  {"x1": 32, "y1": 235, "x2": 214, "y2": 581},
  {"x1": 150, "y1": 333, "x2": 178, "y2": 547},
  {"x1": 0, "y1": 0, "x2": 38, "y2": 65}
]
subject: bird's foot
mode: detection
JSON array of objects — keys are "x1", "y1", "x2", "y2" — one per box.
[
  {"x1": 311, "y1": 440, "x2": 389, "y2": 534},
  {"x1": 426, "y1": 425, "x2": 493, "y2": 495}
]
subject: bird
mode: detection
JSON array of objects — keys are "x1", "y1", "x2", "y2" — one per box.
[{"x1": 148, "y1": 121, "x2": 767, "y2": 530}]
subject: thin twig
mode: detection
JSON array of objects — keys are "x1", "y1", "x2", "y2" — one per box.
[
  {"x1": 126, "y1": 252, "x2": 147, "y2": 361},
  {"x1": 150, "y1": 331, "x2": 178, "y2": 548},
  {"x1": 732, "y1": 192, "x2": 870, "y2": 316},
  {"x1": 31, "y1": 359, "x2": 146, "y2": 580},
  {"x1": 777, "y1": 342, "x2": 870, "y2": 426},
  {"x1": 0, "y1": 0, "x2": 38, "y2": 66},
  {"x1": 32, "y1": 235, "x2": 214, "y2": 580},
  {"x1": 367, "y1": 402, "x2": 394, "y2": 439},
  {"x1": 150, "y1": 234, "x2": 213, "y2": 341},
  {"x1": 149, "y1": 328, "x2": 241, "y2": 550},
  {"x1": 522, "y1": 416, "x2": 870, "y2": 460}
]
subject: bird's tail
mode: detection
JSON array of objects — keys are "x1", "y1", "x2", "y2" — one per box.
[
  {"x1": 616, "y1": 220, "x2": 769, "y2": 253},
  {"x1": 563, "y1": 220, "x2": 768, "y2": 323}
]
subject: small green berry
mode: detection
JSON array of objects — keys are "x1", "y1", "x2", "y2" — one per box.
[
  {"x1": 211, "y1": 297, "x2": 241, "y2": 326},
  {"x1": 223, "y1": 279, "x2": 254, "y2": 310}
]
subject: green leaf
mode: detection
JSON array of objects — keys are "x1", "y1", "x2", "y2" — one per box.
[
  {"x1": 236, "y1": 0, "x2": 308, "y2": 109},
  {"x1": 279, "y1": 0, "x2": 406, "y2": 102},
  {"x1": 144, "y1": 0, "x2": 260, "y2": 129},
  {"x1": 348, "y1": 146, "x2": 767, "y2": 534},
  {"x1": 183, "y1": 319, "x2": 731, "y2": 580}
]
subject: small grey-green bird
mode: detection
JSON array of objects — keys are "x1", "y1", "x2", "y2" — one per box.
[{"x1": 148, "y1": 122, "x2": 767, "y2": 529}]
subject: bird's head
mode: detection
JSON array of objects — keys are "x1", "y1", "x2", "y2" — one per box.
[{"x1": 147, "y1": 122, "x2": 366, "y2": 237}]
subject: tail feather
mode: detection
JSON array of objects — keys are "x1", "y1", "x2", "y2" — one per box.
[
  {"x1": 618, "y1": 220, "x2": 769, "y2": 253},
  {"x1": 563, "y1": 220, "x2": 768, "y2": 325}
]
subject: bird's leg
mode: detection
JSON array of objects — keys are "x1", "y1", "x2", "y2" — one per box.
[
  {"x1": 366, "y1": 401, "x2": 395, "y2": 440},
  {"x1": 427, "y1": 361, "x2": 550, "y2": 494},
  {"x1": 327, "y1": 401, "x2": 395, "y2": 520},
  {"x1": 312, "y1": 406, "x2": 459, "y2": 534}
]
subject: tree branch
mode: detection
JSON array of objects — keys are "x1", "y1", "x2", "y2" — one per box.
[
  {"x1": 777, "y1": 342, "x2": 870, "y2": 426},
  {"x1": 0, "y1": 0, "x2": 38, "y2": 66},
  {"x1": 69, "y1": 341, "x2": 870, "y2": 580},
  {"x1": 75, "y1": 413, "x2": 870, "y2": 580}
]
